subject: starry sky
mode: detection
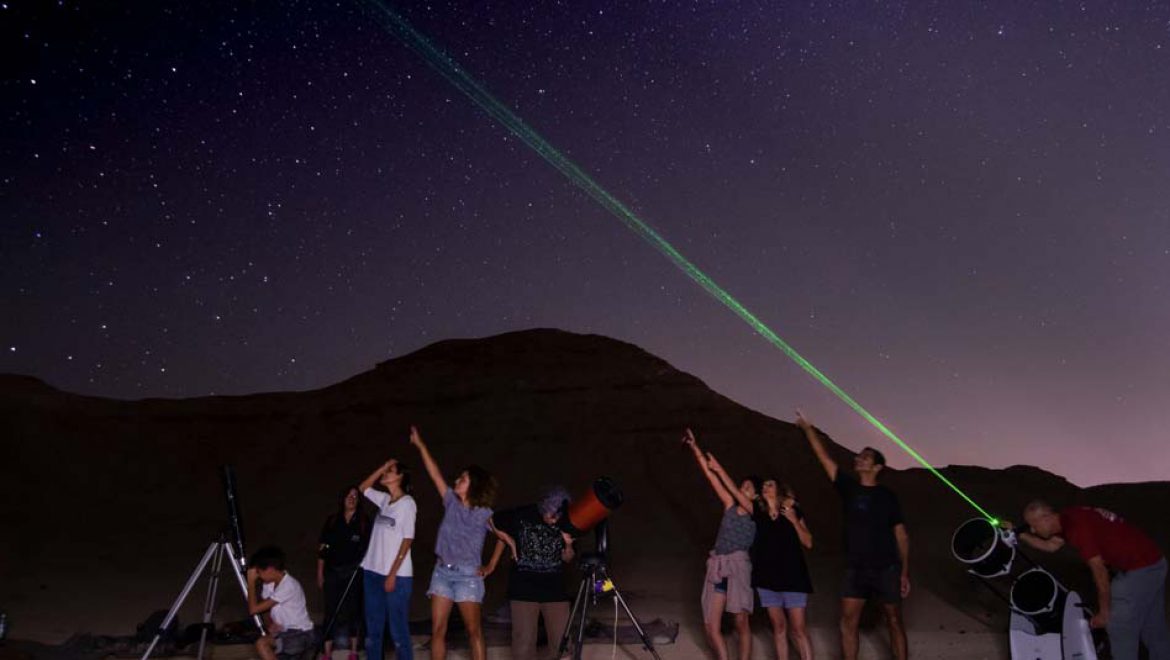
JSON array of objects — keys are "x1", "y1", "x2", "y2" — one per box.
[{"x1": 4, "y1": 1, "x2": 1169, "y2": 486}]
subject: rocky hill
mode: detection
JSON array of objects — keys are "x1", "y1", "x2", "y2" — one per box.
[{"x1": 1, "y1": 329, "x2": 1165, "y2": 644}]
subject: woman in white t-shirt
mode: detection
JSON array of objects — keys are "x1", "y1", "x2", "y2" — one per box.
[{"x1": 358, "y1": 458, "x2": 417, "y2": 660}]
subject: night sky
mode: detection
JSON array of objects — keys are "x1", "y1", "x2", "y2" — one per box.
[{"x1": 4, "y1": 1, "x2": 1169, "y2": 486}]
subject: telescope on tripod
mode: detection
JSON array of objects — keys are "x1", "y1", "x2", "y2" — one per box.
[
  {"x1": 951, "y1": 518, "x2": 1097, "y2": 660},
  {"x1": 140, "y1": 466, "x2": 264, "y2": 660},
  {"x1": 556, "y1": 477, "x2": 663, "y2": 660}
]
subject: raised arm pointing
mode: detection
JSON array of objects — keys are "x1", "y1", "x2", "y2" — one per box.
[
  {"x1": 409, "y1": 425, "x2": 449, "y2": 498},
  {"x1": 796, "y1": 410, "x2": 838, "y2": 482},
  {"x1": 706, "y1": 452, "x2": 755, "y2": 513},
  {"x1": 683, "y1": 428, "x2": 734, "y2": 509}
]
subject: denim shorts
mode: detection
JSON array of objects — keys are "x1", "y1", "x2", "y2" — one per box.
[
  {"x1": 427, "y1": 563, "x2": 485, "y2": 603},
  {"x1": 757, "y1": 588, "x2": 808, "y2": 609}
]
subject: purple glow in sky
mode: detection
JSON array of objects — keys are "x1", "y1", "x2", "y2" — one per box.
[{"x1": 3, "y1": 1, "x2": 1169, "y2": 486}]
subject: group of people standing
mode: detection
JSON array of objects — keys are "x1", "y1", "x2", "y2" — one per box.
[
  {"x1": 262, "y1": 425, "x2": 576, "y2": 660},
  {"x1": 686, "y1": 409, "x2": 1169, "y2": 660},
  {"x1": 686, "y1": 411, "x2": 910, "y2": 660},
  {"x1": 243, "y1": 414, "x2": 1167, "y2": 660}
]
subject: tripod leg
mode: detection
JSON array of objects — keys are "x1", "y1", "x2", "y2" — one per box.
[
  {"x1": 140, "y1": 542, "x2": 221, "y2": 660},
  {"x1": 559, "y1": 577, "x2": 589, "y2": 659},
  {"x1": 573, "y1": 576, "x2": 595, "y2": 660},
  {"x1": 319, "y1": 566, "x2": 363, "y2": 654},
  {"x1": 223, "y1": 542, "x2": 266, "y2": 633},
  {"x1": 609, "y1": 584, "x2": 663, "y2": 660},
  {"x1": 196, "y1": 542, "x2": 228, "y2": 660}
]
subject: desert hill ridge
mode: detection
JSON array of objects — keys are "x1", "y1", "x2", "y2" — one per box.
[{"x1": 2, "y1": 328, "x2": 1166, "y2": 648}]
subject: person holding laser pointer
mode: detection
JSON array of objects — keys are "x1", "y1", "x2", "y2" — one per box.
[
  {"x1": 797, "y1": 410, "x2": 910, "y2": 660},
  {"x1": 1006, "y1": 501, "x2": 1169, "y2": 660}
]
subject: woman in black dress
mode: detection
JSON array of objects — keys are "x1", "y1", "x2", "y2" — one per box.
[{"x1": 750, "y1": 480, "x2": 813, "y2": 660}]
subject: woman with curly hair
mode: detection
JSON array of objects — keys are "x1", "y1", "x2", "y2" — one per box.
[{"x1": 409, "y1": 425, "x2": 505, "y2": 660}]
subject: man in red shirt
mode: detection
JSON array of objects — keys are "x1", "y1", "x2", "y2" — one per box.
[{"x1": 1018, "y1": 500, "x2": 1169, "y2": 660}]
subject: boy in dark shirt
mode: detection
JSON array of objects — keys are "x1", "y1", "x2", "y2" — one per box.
[{"x1": 798, "y1": 411, "x2": 910, "y2": 660}]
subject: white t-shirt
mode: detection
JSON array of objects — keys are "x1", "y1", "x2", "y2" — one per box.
[
  {"x1": 260, "y1": 573, "x2": 314, "y2": 632},
  {"x1": 361, "y1": 489, "x2": 416, "y2": 577}
]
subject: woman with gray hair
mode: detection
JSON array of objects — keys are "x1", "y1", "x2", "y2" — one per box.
[{"x1": 485, "y1": 486, "x2": 576, "y2": 660}]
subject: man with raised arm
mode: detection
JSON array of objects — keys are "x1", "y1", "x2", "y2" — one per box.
[
  {"x1": 1014, "y1": 500, "x2": 1169, "y2": 660},
  {"x1": 796, "y1": 411, "x2": 910, "y2": 660}
]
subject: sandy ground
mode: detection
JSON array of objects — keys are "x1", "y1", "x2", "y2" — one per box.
[
  {"x1": 1, "y1": 554, "x2": 1007, "y2": 659},
  {"x1": 204, "y1": 628, "x2": 1006, "y2": 660}
]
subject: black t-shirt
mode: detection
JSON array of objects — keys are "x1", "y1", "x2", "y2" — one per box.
[
  {"x1": 318, "y1": 512, "x2": 368, "y2": 569},
  {"x1": 834, "y1": 472, "x2": 904, "y2": 569},
  {"x1": 494, "y1": 505, "x2": 569, "y2": 602},
  {"x1": 750, "y1": 506, "x2": 813, "y2": 593}
]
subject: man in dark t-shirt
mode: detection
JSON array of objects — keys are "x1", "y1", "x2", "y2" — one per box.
[
  {"x1": 1018, "y1": 500, "x2": 1169, "y2": 660},
  {"x1": 798, "y1": 411, "x2": 910, "y2": 660},
  {"x1": 486, "y1": 486, "x2": 575, "y2": 660}
]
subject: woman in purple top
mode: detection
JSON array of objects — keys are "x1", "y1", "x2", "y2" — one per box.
[{"x1": 410, "y1": 425, "x2": 506, "y2": 660}]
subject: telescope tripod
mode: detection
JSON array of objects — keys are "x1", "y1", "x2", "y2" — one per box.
[
  {"x1": 316, "y1": 564, "x2": 363, "y2": 655},
  {"x1": 140, "y1": 533, "x2": 263, "y2": 660},
  {"x1": 557, "y1": 554, "x2": 662, "y2": 660}
]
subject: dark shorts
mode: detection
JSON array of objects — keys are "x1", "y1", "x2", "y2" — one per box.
[
  {"x1": 842, "y1": 564, "x2": 901, "y2": 604},
  {"x1": 273, "y1": 629, "x2": 314, "y2": 657}
]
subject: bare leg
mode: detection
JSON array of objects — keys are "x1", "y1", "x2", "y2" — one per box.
[
  {"x1": 429, "y1": 596, "x2": 454, "y2": 660},
  {"x1": 733, "y1": 611, "x2": 751, "y2": 660},
  {"x1": 703, "y1": 592, "x2": 729, "y2": 660},
  {"x1": 765, "y1": 607, "x2": 789, "y2": 660},
  {"x1": 456, "y1": 601, "x2": 486, "y2": 660},
  {"x1": 256, "y1": 636, "x2": 278, "y2": 660},
  {"x1": 840, "y1": 598, "x2": 865, "y2": 660},
  {"x1": 785, "y1": 607, "x2": 812, "y2": 660},
  {"x1": 881, "y1": 602, "x2": 908, "y2": 660}
]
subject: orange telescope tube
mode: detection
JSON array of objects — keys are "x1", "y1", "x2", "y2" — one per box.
[{"x1": 565, "y1": 477, "x2": 624, "y2": 535}]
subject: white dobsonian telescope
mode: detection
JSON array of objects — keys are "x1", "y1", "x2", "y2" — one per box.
[{"x1": 951, "y1": 518, "x2": 1097, "y2": 660}]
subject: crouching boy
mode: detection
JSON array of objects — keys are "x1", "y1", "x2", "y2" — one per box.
[{"x1": 247, "y1": 546, "x2": 315, "y2": 660}]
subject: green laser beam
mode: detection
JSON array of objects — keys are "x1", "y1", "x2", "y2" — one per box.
[{"x1": 362, "y1": 0, "x2": 997, "y2": 523}]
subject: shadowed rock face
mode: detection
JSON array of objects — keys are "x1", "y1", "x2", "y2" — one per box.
[{"x1": 2, "y1": 328, "x2": 1166, "y2": 640}]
